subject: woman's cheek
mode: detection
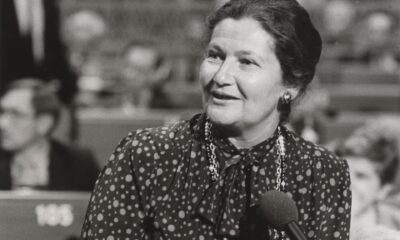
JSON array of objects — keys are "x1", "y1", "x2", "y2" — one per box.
[{"x1": 199, "y1": 62, "x2": 215, "y2": 87}]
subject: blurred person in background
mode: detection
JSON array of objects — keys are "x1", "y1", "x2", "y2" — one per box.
[
  {"x1": 62, "y1": 10, "x2": 107, "y2": 74},
  {"x1": 288, "y1": 77, "x2": 331, "y2": 144},
  {"x1": 62, "y1": 10, "x2": 109, "y2": 109},
  {"x1": 322, "y1": 0, "x2": 355, "y2": 45},
  {"x1": 0, "y1": 79, "x2": 99, "y2": 191},
  {"x1": 119, "y1": 41, "x2": 172, "y2": 111},
  {"x1": 335, "y1": 116, "x2": 400, "y2": 231},
  {"x1": 0, "y1": 0, "x2": 78, "y2": 141},
  {"x1": 321, "y1": 0, "x2": 356, "y2": 60},
  {"x1": 343, "y1": 9, "x2": 400, "y2": 72}
]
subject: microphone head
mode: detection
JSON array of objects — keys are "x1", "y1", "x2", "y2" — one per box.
[{"x1": 259, "y1": 190, "x2": 299, "y2": 230}]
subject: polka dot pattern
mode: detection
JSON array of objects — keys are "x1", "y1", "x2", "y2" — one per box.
[{"x1": 81, "y1": 114, "x2": 351, "y2": 239}]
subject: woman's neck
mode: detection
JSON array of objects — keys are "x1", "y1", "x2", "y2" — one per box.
[{"x1": 224, "y1": 120, "x2": 279, "y2": 149}]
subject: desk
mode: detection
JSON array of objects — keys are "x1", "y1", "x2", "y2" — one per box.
[{"x1": 0, "y1": 190, "x2": 90, "y2": 240}]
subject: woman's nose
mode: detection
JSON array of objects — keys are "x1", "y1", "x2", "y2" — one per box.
[{"x1": 213, "y1": 59, "x2": 234, "y2": 86}]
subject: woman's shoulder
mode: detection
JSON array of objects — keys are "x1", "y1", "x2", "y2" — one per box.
[
  {"x1": 286, "y1": 129, "x2": 349, "y2": 171},
  {"x1": 286, "y1": 130, "x2": 351, "y2": 199},
  {"x1": 117, "y1": 113, "x2": 203, "y2": 149}
]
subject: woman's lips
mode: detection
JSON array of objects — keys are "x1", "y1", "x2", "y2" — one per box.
[{"x1": 211, "y1": 90, "x2": 239, "y2": 100}]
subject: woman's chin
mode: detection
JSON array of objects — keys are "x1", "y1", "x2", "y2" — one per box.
[{"x1": 206, "y1": 108, "x2": 236, "y2": 126}]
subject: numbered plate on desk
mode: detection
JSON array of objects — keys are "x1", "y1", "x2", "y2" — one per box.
[{"x1": 0, "y1": 190, "x2": 90, "y2": 240}]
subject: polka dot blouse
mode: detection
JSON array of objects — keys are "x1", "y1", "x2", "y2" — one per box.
[{"x1": 81, "y1": 114, "x2": 351, "y2": 240}]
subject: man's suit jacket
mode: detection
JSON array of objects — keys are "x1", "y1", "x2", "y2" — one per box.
[
  {"x1": 0, "y1": 0, "x2": 77, "y2": 104},
  {"x1": 0, "y1": 140, "x2": 100, "y2": 191}
]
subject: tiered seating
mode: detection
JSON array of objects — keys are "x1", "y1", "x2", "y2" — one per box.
[{"x1": 318, "y1": 64, "x2": 400, "y2": 112}]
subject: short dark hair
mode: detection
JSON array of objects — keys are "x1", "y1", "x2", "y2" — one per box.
[
  {"x1": 4, "y1": 78, "x2": 61, "y2": 134},
  {"x1": 206, "y1": 0, "x2": 322, "y2": 96}
]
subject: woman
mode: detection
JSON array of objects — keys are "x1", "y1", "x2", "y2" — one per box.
[
  {"x1": 81, "y1": 0, "x2": 351, "y2": 239},
  {"x1": 334, "y1": 116, "x2": 400, "y2": 232}
]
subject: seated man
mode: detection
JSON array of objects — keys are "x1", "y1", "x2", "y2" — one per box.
[
  {"x1": 0, "y1": 78, "x2": 99, "y2": 191},
  {"x1": 120, "y1": 41, "x2": 172, "y2": 110}
]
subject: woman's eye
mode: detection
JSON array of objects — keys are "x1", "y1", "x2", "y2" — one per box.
[
  {"x1": 239, "y1": 58, "x2": 255, "y2": 65},
  {"x1": 207, "y1": 52, "x2": 219, "y2": 60},
  {"x1": 205, "y1": 50, "x2": 223, "y2": 61}
]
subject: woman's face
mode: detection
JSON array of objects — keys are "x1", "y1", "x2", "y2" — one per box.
[
  {"x1": 347, "y1": 156, "x2": 381, "y2": 216},
  {"x1": 200, "y1": 17, "x2": 287, "y2": 136}
]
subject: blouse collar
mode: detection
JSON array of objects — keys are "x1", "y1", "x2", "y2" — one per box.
[{"x1": 193, "y1": 113, "x2": 284, "y2": 237}]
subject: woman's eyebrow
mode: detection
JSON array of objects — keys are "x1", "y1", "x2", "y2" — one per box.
[
  {"x1": 207, "y1": 43, "x2": 223, "y2": 52},
  {"x1": 236, "y1": 50, "x2": 265, "y2": 62}
]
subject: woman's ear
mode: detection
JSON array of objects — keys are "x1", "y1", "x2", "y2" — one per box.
[{"x1": 284, "y1": 87, "x2": 300, "y2": 100}]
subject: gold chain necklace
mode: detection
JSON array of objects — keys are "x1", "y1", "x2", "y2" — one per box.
[
  {"x1": 204, "y1": 118, "x2": 286, "y2": 191},
  {"x1": 205, "y1": 119, "x2": 219, "y2": 181}
]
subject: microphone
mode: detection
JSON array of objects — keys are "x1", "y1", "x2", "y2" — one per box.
[{"x1": 259, "y1": 190, "x2": 307, "y2": 240}]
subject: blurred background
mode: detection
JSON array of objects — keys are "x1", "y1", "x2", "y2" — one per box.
[
  {"x1": 1, "y1": 0, "x2": 400, "y2": 239},
  {"x1": 56, "y1": 0, "x2": 400, "y2": 162}
]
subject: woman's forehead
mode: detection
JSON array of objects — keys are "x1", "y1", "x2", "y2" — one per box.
[{"x1": 210, "y1": 17, "x2": 276, "y2": 52}]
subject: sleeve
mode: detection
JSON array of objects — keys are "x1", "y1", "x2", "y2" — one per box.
[
  {"x1": 80, "y1": 130, "x2": 158, "y2": 239},
  {"x1": 316, "y1": 157, "x2": 352, "y2": 240}
]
